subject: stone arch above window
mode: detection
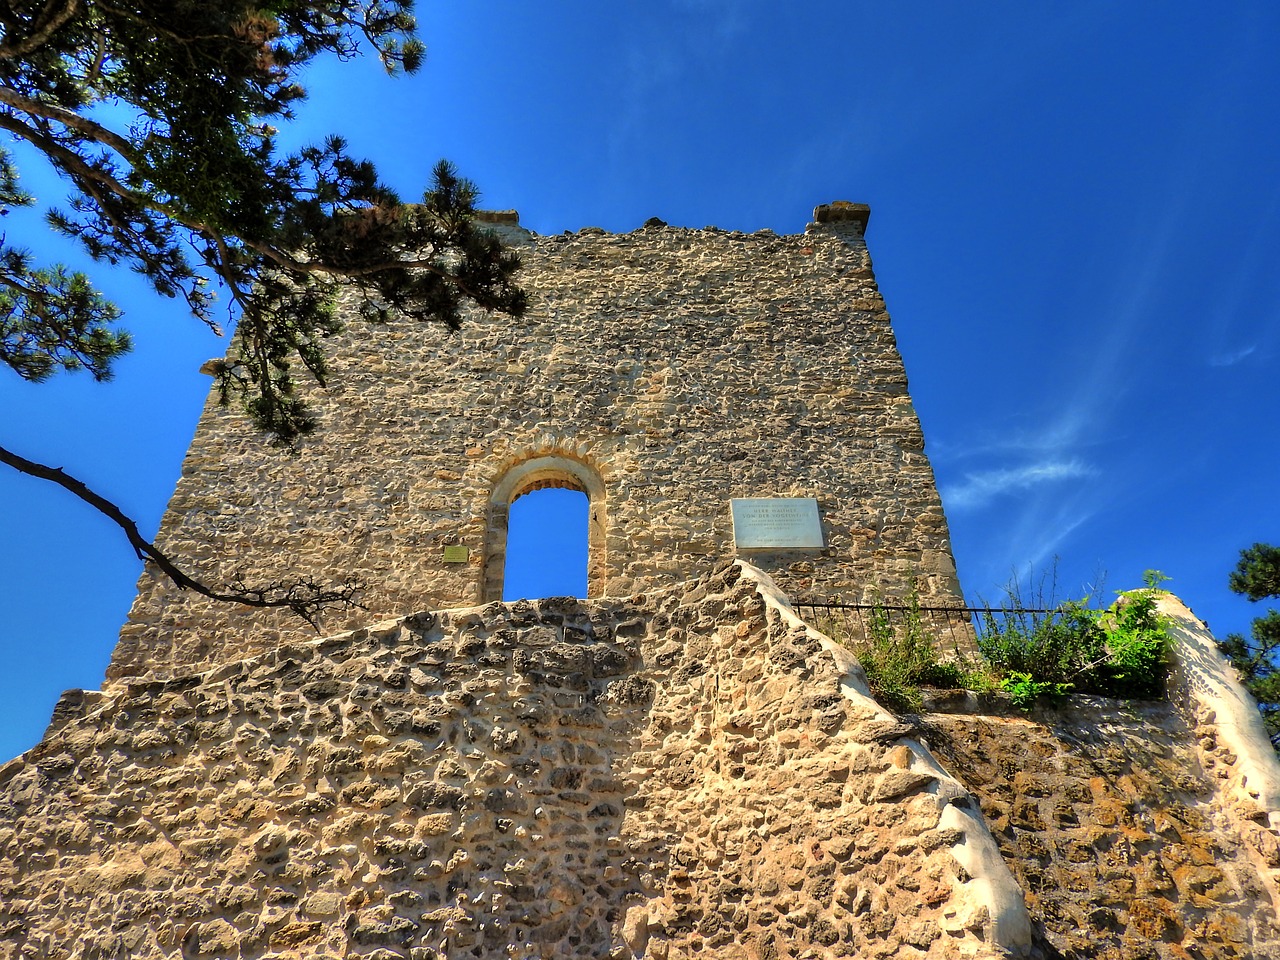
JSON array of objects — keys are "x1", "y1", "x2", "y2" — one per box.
[{"x1": 481, "y1": 454, "x2": 608, "y2": 603}]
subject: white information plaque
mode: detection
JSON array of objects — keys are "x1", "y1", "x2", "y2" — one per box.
[{"x1": 730, "y1": 498, "x2": 824, "y2": 552}]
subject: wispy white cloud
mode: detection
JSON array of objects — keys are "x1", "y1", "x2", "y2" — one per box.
[
  {"x1": 941, "y1": 459, "x2": 1095, "y2": 512},
  {"x1": 931, "y1": 407, "x2": 1093, "y2": 463},
  {"x1": 1012, "y1": 510, "x2": 1095, "y2": 575},
  {"x1": 1201, "y1": 184, "x2": 1280, "y2": 365},
  {"x1": 960, "y1": 499, "x2": 1100, "y2": 604},
  {"x1": 1208, "y1": 345, "x2": 1257, "y2": 367}
]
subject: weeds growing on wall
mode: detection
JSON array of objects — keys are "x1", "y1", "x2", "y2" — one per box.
[
  {"x1": 832, "y1": 568, "x2": 1175, "y2": 715},
  {"x1": 1087, "y1": 586, "x2": 1171, "y2": 699},
  {"x1": 998, "y1": 672, "x2": 1071, "y2": 710},
  {"x1": 978, "y1": 598, "x2": 1106, "y2": 688},
  {"x1": 978, "y1": 567, "x2": 1173, "y2": 707},
  {"x1": 842, "y1": 584, "x2": 962, "y2": 713}
]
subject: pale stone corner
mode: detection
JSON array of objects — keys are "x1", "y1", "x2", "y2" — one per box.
[
  {"x1": 1161, "y1": 592, "x2": 1280, "y2": 825},
  {"x1": 735, "y1": 559, "x2": 1036, "y2": 958}
]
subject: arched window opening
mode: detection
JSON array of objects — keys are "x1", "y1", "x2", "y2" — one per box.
[
  {"x1": 502, "y1": 487, "x2": 589, "y2": 601},
  {"x1": 481, "y1": 453, "x2": 607, "y2": 604}
]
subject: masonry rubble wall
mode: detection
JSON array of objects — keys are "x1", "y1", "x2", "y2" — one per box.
[
  {"x1": 110, "y1": 204, "x2": 960, "y2": 683},
  {"x1": 1, "y1": 563, "x2": 1016, "y2": 960},
  {"x1": 6, "y1": 567, "x2": 1280, "y2": 959},
  {"x1": 909, "y1": 598, "x2": 1280, "y2": 960},
  {"x1": 925, "y1": 696, "x2": 1280, "y2": 960}
]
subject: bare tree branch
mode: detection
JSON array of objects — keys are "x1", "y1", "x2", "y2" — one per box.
[{"x1": 0, "y1": 440, "x2": 363, "y2": 628}]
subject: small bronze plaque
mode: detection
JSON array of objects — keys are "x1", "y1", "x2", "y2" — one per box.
[{"x1": 442, "y1": 545, "x2": 469, "y2": 564}]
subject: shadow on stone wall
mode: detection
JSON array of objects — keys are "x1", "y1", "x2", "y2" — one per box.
[
  {"x1": 0, "y1": 592, "x2": 664, "y2": 957},
  {"x1": 924, "y1": 698, "x2": 1280, "y2": 960}
]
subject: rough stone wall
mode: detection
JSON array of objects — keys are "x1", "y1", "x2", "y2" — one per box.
[
  {"x1": 111, "y1": 205, "x2": 959, "y2": 683},
  {"x1": 0, "y1": 564, "x2": 1015, "y2": 960},
  {"x1": 924, "y1": 697, "x2": 1280, "y2": 959},
  {"x1": 7, "y1": 567, "x2": 1280, "y2": 959}
]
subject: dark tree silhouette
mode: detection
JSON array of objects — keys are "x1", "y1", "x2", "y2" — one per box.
[
  {"x1": 1221, "y1": 543, "x2": 1280, "y2": 747},
  {"x1": 1, "y1": 0, "x2": 526, "y2": 622}
]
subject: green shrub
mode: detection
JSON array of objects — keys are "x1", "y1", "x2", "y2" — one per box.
[
  {"x1": 828, "y1": 566, "x2": 1173, "y2": 714},
  {"x1": 976, "y1": 566, "x2": 1172, "y2": 706},
  {"x1": 978, "y1": 599, "x2": 1106, "y2": 687},
  {"x1": 1000, "y1": 671, "x2": 1070, "y2": 710},
  {"x1": 1088, "y1": 589, "x2": 1171, "y2": 699}
]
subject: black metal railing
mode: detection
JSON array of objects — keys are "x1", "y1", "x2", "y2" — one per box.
[{"x1": 792, "y1": 600, "x2": 1058, "y2": 653}]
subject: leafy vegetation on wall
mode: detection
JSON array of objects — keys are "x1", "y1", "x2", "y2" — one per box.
[{"x1": 838, "y1": 572, "x2": 1174, "y2": 713}]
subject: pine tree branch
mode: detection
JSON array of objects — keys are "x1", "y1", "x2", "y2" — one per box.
[
  {"x1": 90, "y1": 0, "x2": 246, "y2": 47},
  {"x1": 256, "y1": 248, "x2": 496, "y2": 307},
  {"x1": 0, "y1": 87, "x2": 138, "y2": 160},
  {"x1": 1, "y1": 2, "x2": 525, "y2": 447},
  {"x1": 0, "y1": 110, "x2": 201, "y2": 233},
  {"x1": 0, "y1": 0, "x2": 81, "y2": 59},
  {"x1": 0, "y1": 114, "x2": 147, "y2": 221},
  {"x1": 0, "y1": 110, "x2": 511, "y2": 321},
  {"x1": 0, "y1": 113, "x2": 226, "y2": 323},
  {"x1": 0, "y1": 441, "x2": 363, "y2": 628}
]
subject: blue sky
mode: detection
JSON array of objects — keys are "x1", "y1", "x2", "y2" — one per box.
[
  {"x1": 504, "y1": 490, "x2": 589, "y2": 602},
  {"x1": 2, "y1": 2, "x2": 1278, "y2": 759}
]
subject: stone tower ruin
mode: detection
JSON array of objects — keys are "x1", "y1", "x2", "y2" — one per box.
[
  {"x1": 4, "y1": 204, "x2": 1279, "y2": 960},
  {"x1": 110, "y1": 201, "x2": 960, "y2": 683}
]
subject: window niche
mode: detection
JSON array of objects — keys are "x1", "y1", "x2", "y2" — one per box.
[{"x1": 481, "y1": 454, "x2": 607, "y2": 603}]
